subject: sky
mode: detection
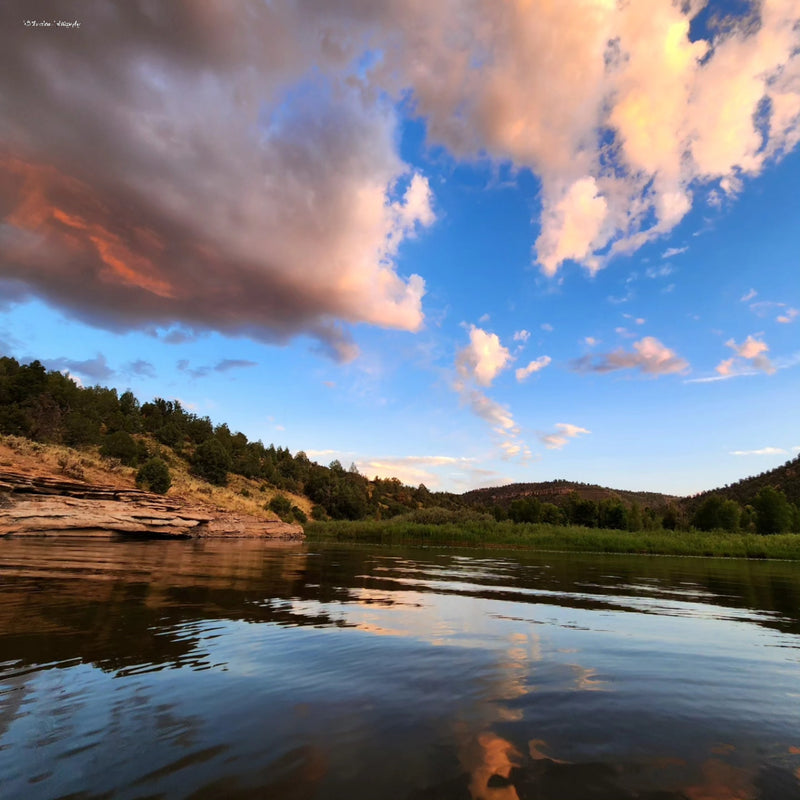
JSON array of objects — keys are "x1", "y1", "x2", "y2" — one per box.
[{"x1": 1, "y1": 0, "x2": 798, "y2": 495}]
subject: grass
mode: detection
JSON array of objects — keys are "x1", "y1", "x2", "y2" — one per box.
[{"x1": 305, "y1": 518, "x2": 800, "y2": 560}]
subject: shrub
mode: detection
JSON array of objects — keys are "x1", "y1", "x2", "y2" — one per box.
[
  {"x1": 268, "y1": 494, "x2": 293, "y2": 519},
  {"x1": 100, "y1": 430, "x2": 139, "y2": 466},
  {"x1": 291, "y1": 505, "x2": 308, "y2": 524},
  {"x1": 136, "y1": 457, "x2": 171, "y2": 494},
  {"x1": 192, "y1": 437, "x2": 232, "y2": 486}
]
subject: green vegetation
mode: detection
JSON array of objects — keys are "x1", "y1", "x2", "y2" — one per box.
[
  {"x1": 2, "y1": 354, "x2": 799, "y2": 547},
  {"x1": 135, "y1": 457, "x2": 172, "y2": 494},
  {"x1": 306, "y1": 518, "x2": 800, "y2": 560}
]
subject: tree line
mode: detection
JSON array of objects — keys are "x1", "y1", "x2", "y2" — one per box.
[
  {"x1": 1, "y1": 356, "x2": 797, "y2": 533},
  {"x1": 0, "y1": 356, "x2": 450, "y2": 519}
]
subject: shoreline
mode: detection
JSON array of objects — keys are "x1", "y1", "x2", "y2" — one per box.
[{"x1": 305, "y1": 519, "x2": 800, "y2": 561}]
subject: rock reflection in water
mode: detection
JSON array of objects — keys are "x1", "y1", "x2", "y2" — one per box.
[{"x1": 1, "y1": 538, "x2": 800, "y2": 799}]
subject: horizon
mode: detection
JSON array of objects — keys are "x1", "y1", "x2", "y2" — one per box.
[{"x1": 1, "y1": 1, "x2": 799, "y2": 495}]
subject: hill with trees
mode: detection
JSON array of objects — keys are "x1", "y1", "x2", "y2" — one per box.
[{"x1": 1, "y1": 355, "x2": 797, "y2": 535}]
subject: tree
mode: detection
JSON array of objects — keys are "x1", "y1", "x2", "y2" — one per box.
[
  {"x1": 136, "y1": 457, "x2": 171, "y2": 494},
  {"x1": 754, "y1": 486, "x2": 792, "y2": 534},
  {"x1": 268, "y1": 494, "x2": 293, "y2": 519},
  {"x1": 192, "y1": 437, "x2": 232, "y2": 485},
  {"x1": 100, "y1": 430, "x2": 139, "y2": 466}
]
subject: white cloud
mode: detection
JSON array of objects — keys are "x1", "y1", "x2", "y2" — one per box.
[
  {"x1": 584, "y1": 336, "x2": 599, "y2": 347},
  {"x1": 357, "y1": 455, "x2": 475, "y2": 488},
  {"x1": 540, "y1": 323, "x2": 554, "y2": 332},
  {"x1": 535, "y1": 177, "x2": 608, "y2": 276},
  {"x1": 777, "y1": 308, "x2": 799, "y2": 324},
  {"x1": 730, "y1": 447, "x2": 787, "y2": 456},
  {"x1": 513, "y1": 329, "x2": 531, "y2": 343},
  {"x1": 515, "y1": 356, "x2": 552, "y2": 382},
  {"x1": 741, "y1": 288, "x2": 758, "y2": 302},
  {"x1": 540, "y1": 423, "x2": 590, "y2": 450},
  {"x1": 646, "y1": 264, "x2": 674, "y2": 279},
  {"x1": 455, "y1": 325, "x2": 512, "y2": 387},
  {"x1": 662, "y1": 246, "x2": 687, "y2": 259}
]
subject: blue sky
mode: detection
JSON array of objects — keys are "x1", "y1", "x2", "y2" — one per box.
[{"x1": 1, "y1": 1, "x2": 798, "y2": 493}]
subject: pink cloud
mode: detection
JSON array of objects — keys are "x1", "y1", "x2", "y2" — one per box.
[{"x1": 571, "y1": 336, "x2": 689, "y2": 376}]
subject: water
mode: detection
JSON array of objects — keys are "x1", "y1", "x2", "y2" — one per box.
[{"x1": 1, "y1": 536, "x2": 800, "y2": 799}]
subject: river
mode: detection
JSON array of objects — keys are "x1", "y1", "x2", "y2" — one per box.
[{"x1": 1, "y1": 536, "x2": 799, "y2": 799}]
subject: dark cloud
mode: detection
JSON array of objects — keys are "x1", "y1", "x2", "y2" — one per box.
[
  {"x1": 0, "y1": 279, "x2": 30, "y2": 310},
  {"x1": 44, "y1": 353, "x2": 114, "y2": 381},
  {"x1": 0, "y1": 1, "x2": 432, "y2": 362},
  {"x1": 177, "y1": 359, "x2": 208, "y2": 380},
  {"x1": 127, "y1": 359, "x2": 156, "y2": 378},
  {"x1": 214, "y1": 359, "x2": 258, "y2": 373}
]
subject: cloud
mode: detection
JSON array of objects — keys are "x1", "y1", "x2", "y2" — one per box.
[
  {"x1": 513, "y1": 329, "x2": 531, "y2": 343},
  {"x1": 452, "y1": 325, "x2": 528, "y2": 459},
  {"x1": 127, "y1": 359, "x2": 156, "y2": 378},
  {"x1": 44, "y1": 353, "x2": 114, "y2": 381},
  {"x1": 777, "y1": 308, "x2": 799, "y2": 324},
  {"x1": 515, "y1": 356, "x2": 551, "y2": 382},
  {"x1": 3, "y1": 0, "x2": 799, "y2": 346},
  {"x1": 0, "y1": 279, "x2": 30, "y2": 311},
  {"x1": 540, "y1": 323, "x2": 554, "y2": 332},
  {"x1": 0, "y1": 5, "x2": 435, "y2": 361},
  {"x1": 741, "y1": 288, "x2": 758, "y2": 303},
  {"x1": 722, "y1": 335, "x2": 775, "y2": 374},
  {"x1": 730, "y1": 447, "x2": 787, "y2": 456},
  {"x1": 214, "y1": 359, "x2": 258, "y2": 373},
  {"x1": 539, "y1": 423, "x2": 590, "y2": 450},
  {"x1": 661, "y1": 247, "x2": 687, "y2": 259},
  {"x1": 535, "y1": 177, "x2": 608, "y2": 276},
  {"x1": 584, "y1": 336, "x2": 599, "y2": 347},
  {"x1": 571, "y1": 336, "x2": 690, "y2": 376},
  {"x1": 645, "y1": 264, "x2": 674, "y2": 279},
  {"x1": 455, "y1": 325, "x2": 511, "y2": 387},
  {"x1": 356, "y1": 455, "x2": 476, "y2": 488}
]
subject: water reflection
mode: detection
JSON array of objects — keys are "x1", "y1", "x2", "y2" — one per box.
[{"x1": 1, "y1": 538, "x2": 799, "y2": 798}]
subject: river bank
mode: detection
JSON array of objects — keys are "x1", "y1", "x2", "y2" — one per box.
[
  {"x1": 0, "y1": 470, "x2": 303, "y2": 540},
  {"x1": 306, "y1": 518, "x2": 800, "y2": 560}
]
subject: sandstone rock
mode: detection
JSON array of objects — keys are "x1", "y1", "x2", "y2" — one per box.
[{"x1": 0, "y1": 471, "x2": 303, "y2": 540}]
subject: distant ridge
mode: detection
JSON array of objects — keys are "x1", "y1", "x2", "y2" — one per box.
[{"x1": 461, "y1": 479, "x2": 677, "y2": 510}]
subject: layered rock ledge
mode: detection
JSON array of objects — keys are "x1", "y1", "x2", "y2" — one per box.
[{"x1": 0, "y1": 471, "x2": 304, "y2": 540}]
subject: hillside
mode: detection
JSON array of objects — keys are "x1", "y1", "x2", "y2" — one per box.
[
  {"x1": 462, "y1": 479, "x2": 677, "y2": 511},
  {"x1": 687, "y1": 454, "x2": 800, "y2": 509}
]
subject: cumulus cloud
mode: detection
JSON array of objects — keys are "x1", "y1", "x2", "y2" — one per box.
[
  {"x1": 453, "y1": 326, "x2": 527, "y2": 459},
  {"x1": 515, "y1": 356, "x2": 551, "y2": 382},
  {"x1": 513, "y1": 329, "x2": 531, "y2": 343},
  {"x1": 721, "y1": 335, "x2": 775, "y2": 374},
  {"x1": 540, "y1": 423, "x2": 590, "y2": 450},
  {"x1": 3, "y1": 0, "x2": 797, "y2": 349},
  {"x1": 0, "y1": 2, "x2": 435, "y2": 362},
  {"x1": 777, "y1": 308, "x2": 798, "y2": 324},
  {"x1": 571, "y1": 336, "x2": 690, "y2": 376},
  {"x1": 455, "y1": 325, "x2": 512, "y2": 387}
]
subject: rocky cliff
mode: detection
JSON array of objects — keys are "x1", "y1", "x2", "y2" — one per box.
[{"x1": 0, "y1": 471, "x2": 304, "y2": 540}]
